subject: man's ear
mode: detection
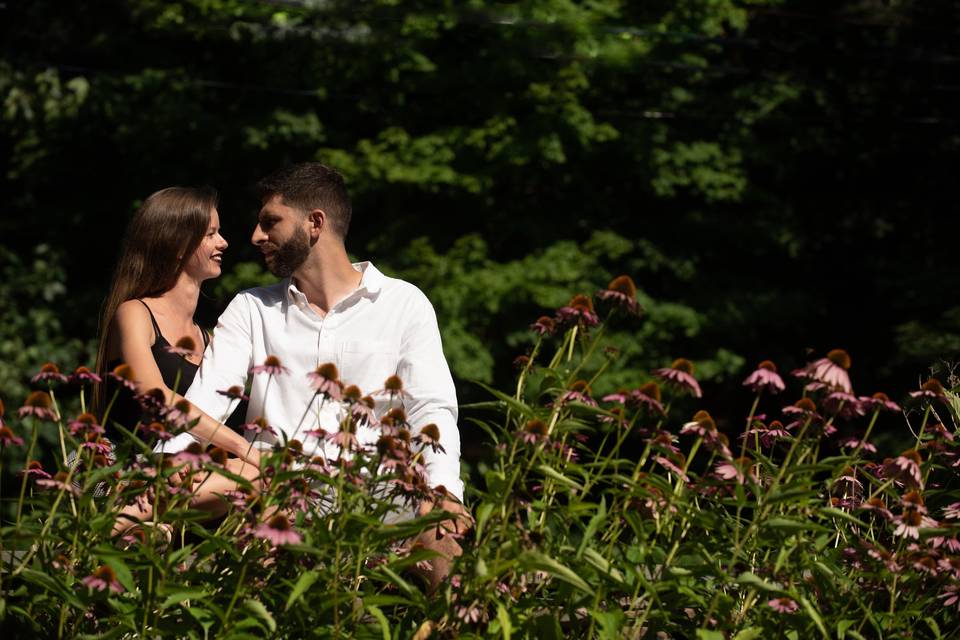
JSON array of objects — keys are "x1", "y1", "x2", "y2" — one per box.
[{"x1": 308, "y1": 209, "x2": 326, "y2": 239}]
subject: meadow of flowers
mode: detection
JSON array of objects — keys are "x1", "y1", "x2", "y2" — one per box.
[{"x1": 1, "y1": 276, "x2": 959, "y2": 638}]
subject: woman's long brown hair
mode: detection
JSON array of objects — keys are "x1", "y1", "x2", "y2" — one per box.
[{"x1": 93, "y1": 186, "x2": 217, "y2": 415}]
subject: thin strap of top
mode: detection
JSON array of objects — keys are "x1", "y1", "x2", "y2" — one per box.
[
  {"x1": 137, "y1": 299, "x2": 163, "y2": 339},
  {"x1": 137, "y1": 299, "x2": 208, "y2": 349}
]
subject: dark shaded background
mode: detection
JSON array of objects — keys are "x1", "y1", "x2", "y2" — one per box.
[{"x1": 2, "y1": 1, "x2": 959, "y2": 459}]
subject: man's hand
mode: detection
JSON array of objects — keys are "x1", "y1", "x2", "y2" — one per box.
[
  {"x1": 416, "y1": 495, "x2": 474, "y2": 538},
  {"x1": 409, "y1": 493, "x2": 474, "y2": 594}
]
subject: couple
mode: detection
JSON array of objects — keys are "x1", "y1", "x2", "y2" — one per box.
[{"x1": 96, "y1": 163, "x2": 468, "y2": 585}]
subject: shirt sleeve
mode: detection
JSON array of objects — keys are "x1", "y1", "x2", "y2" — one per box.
[
  {"x1": 184, "y1": 293, "x2": 254, "y2": 423},
  {"x1": 396, "y1": 290, "x2": 464, "y2": 500},
  {"x1": 153, "y1": 295, "x2": 254, "y2": 455}
]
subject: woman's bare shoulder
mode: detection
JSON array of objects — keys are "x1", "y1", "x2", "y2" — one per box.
[{"x1": 113, "y1": 300, "x2": 155, "y2": 339}]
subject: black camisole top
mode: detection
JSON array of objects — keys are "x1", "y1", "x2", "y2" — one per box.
[{"x1": 104, "y1": 300, "x2": 209, "y2": 435}]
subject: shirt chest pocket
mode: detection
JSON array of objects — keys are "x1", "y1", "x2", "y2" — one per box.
[{"x1": 338, "y1": 340, "x2": 400, "y2": 394}]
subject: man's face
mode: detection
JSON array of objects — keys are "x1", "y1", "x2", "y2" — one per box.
[{"x1": 252, "y1": 195, "x2": 312, "y2": 277}]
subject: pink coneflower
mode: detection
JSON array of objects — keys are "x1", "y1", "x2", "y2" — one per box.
[
  {"x1": 81, "y1": 565, "x2": 124, "y2": 593},
  {"x1": 883, "y1": 449, "x2": 923, "y2": 489},
  {"x1": 18, "y1": 390, "x2": 58, "y2": 421},
  {"x1": 21, "y1": 460, "x2": 51, "y2": 479},
  {"x1": 782, "y1": 398, "x2": 834, "y2": 435},
  {"x1": 649, "y1": 430, "x2": 681, "y2": 455},
  {"x1": 249, "y1": 355, "x2": 289, "y2": 377},
  {"x1": 307, "y1": 362, "x2": 343, "y2": 400},
  {"x1": 715, "y1": 457, "x2": 757, "y2": 484},
  {"x1": 839, "y1": 437, "x2": 877, "y2": 453},
  {"x1": 859, "y1": 497, "x2": 893, "y2": 520},
  {"x1": 242, "y1": 416, "x2": 277, "y2": 437},
  {"x1": 0, "y1": 425, "x2": 24, "y2": 448},
  {"x1": 893, "y1": 509, "x2": 937, "y2": 540},
  {"x1": 859, "y1": 392, "x2": 900, "y2": 413},
  {"x1": 35, "y1": 471, "x2": 80, "y2": 497},
  {"x1": 741, "y1": 420, "x2": 791, "y2": 448},
  {"x1": 792, "y1": 349, "x2": 853, "y2": 393},
  {"x1": 866, "y1": 544, "x2": 901, "y2": 572},
  {"x1": 939, "y1": 583, "x2": 960, "y2": 610},
  {"x1": 415, "y1": 423, "x2": 445, "y2": 453},
  {"x1": 165, "y1": 336, "x2": 199, "y2": 359},
  {"x1": 767, "y1": 597, "x2": 799, "y2": 614},
  {"x1": 680, "y1": 410, "x2": 717, "y2": 437},
  {"x1": 743, "y1": 360, "x2": 785, "y2": 395},
  {"x1": 108, "y1": 364, "x2": 138, "y2": 392},
  {"x1": 171, "y1": 442, "x2": 211, "y2": 471},
  {"x1": 80, "y1": 436, "x2": 112, "y2": 456},
  {"x1": 943, "y1": 502, "x2": 960, "y2": 520},
  {"x1": 597, "y1": 275, "x2": 641, "y2": 315},
  {"x1": 556, "y1": 294, "x2": 600, "y2": 329},
  {"x1": 602, "y1": 389, "x2": 630, "y2": 404},
  {"x1": 926, "y1": 422, "x2": 955, "y2": 442},
  {"x1": 931, "y1": 537, "x2": 960, "y2": 554},
  {"x1": 137, "y1": 420, "x2": 172, "y2": 441},
  {"x1": 655, "y1": 454, "x2": 689, "y2": 481},
  {"x1": 68, "y1": 412, "x2": 104, "y2": 438},
  {"x1": 653, "y1": 359, "x2": 702, "y2": 398},
  {"x1": 31, "y1": 362, "x2": 68, "y2": 385},
  {"x1": 253, "y1": 514, "x2": 302, "y2": 547},
  {"x1": 530, "y1": 315, "x2": 556, "y2": 336},
  {"x1": 325, "y1": 420, "x2": 359, "y2": 450},
  {"x1": 823, "y1": 392, "x2": 865, "y2": 419},
  {"x1": 351, "y1": 397, "x2": 377, "y2": 427},
  {"x1": 217, "y1": 385, "x2": 249, "y2": 402},
  {"x1": 377, "y1": 375, "x2": 411, "y2": 400},
  {"x1": 163, "y1": 399, "x2": 193, "y2": 431},
  {"x1": 629, "y1": 382, "x2": 666, "y2": 414},
  {"x1": 911, "y1": 378, "x2": 947, "y2": 401},
  {"x1": 69, "y1": 366, "x2": 101, "y2": 385},
  {"x1": 558, "y1": 380, "x2": 597, "y2": 407},
  {"x1": 518, "y1": 419, "x2": 549, "y2": 445}
]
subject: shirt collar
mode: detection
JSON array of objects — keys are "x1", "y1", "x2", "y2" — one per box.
[{"x1": 284, "y1": 261, "x2": 385, "y2": 308}]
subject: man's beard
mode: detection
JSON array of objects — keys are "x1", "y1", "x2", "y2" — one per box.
[{"x1": 265, "y1": 226, "x2": 311, "y2": 277}]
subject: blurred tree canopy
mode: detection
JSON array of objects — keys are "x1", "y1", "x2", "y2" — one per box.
[{"x1": 2, "y1": 0, "x2": 959, "y2": 434}]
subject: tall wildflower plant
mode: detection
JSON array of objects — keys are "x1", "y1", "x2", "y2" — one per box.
[{"x1": 1, "y1": 276, "x2": 959, "y2": 637}]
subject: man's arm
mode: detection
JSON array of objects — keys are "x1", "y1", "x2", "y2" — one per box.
[
  {"x1": 160, "y1": 294, "x2": 258, "y2": 464},
  {"x1": 396, "y1": 290, "x2": 464, "y2": 501}
]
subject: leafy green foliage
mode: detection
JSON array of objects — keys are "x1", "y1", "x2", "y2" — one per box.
[{"x1": 2, "y1": 287, "x2": 958, "y2": 636}]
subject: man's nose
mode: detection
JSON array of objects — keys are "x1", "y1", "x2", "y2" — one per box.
[{"x1": 251, "y1": 225, "x2": 266, "y2": 245}]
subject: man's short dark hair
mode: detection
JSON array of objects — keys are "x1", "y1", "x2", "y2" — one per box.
[{"x1": 256, "y1": 163, "x2": 353, "y2": 238}]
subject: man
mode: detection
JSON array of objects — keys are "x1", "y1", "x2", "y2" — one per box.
[{"x1": 176, "y1": 163, "x2": 469, "y2": 585}]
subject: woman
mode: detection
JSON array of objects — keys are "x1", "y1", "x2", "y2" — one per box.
[{"x1": 93, "y1": 186, "x2": 260, "y2": 534}]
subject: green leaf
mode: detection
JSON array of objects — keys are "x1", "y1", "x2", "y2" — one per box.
[
  {"x1": 799, "y1": 595, "x2": 829, "y2": 639},
  {"x1": 518, "y1": 551, "x2": 594, "y2": 595},
  {"x1": 497, "y1": 603, "x2": 513, "y2": 639},
  {"x1": 733, "y1": 629, "x2": 764, "y2": 640},
  {"x1": 160, "y1": 588, "x2": 209, "y2": 610},
  {"x1": 820, "y1": 507, "x2": 869, "y2": 528},
  {"x1": 475, "y1": 502, "x2": 495, "y2": 539},
  {"x1": 696, "y1": 630, "x2": 726, "y2": 640},
  {"x1": 582, "y1": 547, "x2": 625, "y2": 584},
  {"x1": 242, "y1": 599, "x2": 276, "y2": 633},
  {"x1": 536, "y1": 464, "x2": 584, "y2": 491},
  {"x1": 924, "y1": 617, "x2": 942, "y2": 639},
  {"x1": 837, "y1": 619, "x2": 855, "y2": 639},
  {"x1": 764, "y1": 518, "x2": 828, "y2": 533},
  {"x1": 735, "y1": 571, "x2": 782, "y2": 593},
  {"x1": 576, "y1": 497, "x2": 606, "y2": 558},
  {"x1": 284, "y1": 570, "x2": 319, "y2": 612},
  {"x1": 100, "y1": 556, "x2": 135, "y2": 593},
  {"x1": 366, "y1": 605, "x2": 391, "y2": 640}
]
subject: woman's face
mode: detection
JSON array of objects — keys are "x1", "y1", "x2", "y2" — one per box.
[{"x1": 185, "y1": 208, "x2": 228, "y2": 281}]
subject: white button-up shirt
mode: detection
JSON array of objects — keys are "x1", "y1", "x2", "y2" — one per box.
[{"x1": 161, "y1": 262, "x2": 463, "y2": 499}]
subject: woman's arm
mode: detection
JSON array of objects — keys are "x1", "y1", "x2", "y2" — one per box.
[{"x1": 111, "y1": 301, "x2": 260, "y2": 467}]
